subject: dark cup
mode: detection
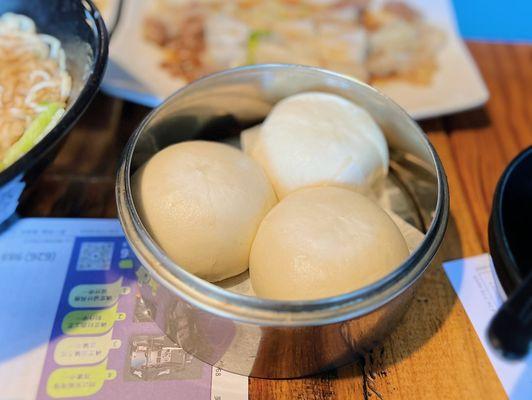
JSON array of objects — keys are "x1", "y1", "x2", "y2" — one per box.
[{"x1": 488, "y1": 146, "x2": 532, "y2": 359}]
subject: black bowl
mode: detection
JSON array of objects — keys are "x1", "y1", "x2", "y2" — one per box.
[
  {"x1": 488, "y1": 146, "x2": 532, "y2": 359},
  {"x1": 0, "y1": 0, "x2": 108, "y2": 224},
  {"x1": 489, "y1": 147, "x2": 532, "y2": 295}
]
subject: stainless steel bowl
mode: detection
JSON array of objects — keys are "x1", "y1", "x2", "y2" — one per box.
[{"x1": 116, "y1": 65, "x2": 449, "y2": 378}]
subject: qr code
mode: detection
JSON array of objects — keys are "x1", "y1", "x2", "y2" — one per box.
[{"x1": 76, "y1": 241, "x2": 114, "y2": 271}]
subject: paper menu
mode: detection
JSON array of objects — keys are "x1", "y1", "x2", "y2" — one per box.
[
  {"x1": 443, "y1": 254, "x2": 532, "y2": 400},
  {"x1": 0, "y1": 218, "x2": 247, "y2": 400}
]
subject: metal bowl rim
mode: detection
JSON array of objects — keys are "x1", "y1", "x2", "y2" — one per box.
[{"x1": 116, "y1": 64, "x2": 449, "y2": 326}]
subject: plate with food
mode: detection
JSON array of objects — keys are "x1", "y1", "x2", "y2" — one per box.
[{"x1": 103, "y1": 0, "x2": 488, "y2": 119}]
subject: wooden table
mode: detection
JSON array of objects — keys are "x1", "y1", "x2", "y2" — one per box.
[{"x1": 20, "y1": 42, "x2": 531, "y2": 399}]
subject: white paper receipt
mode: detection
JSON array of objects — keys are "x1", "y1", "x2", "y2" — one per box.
[{"x1": 443, "y1": 254, "x2": 532, "y2": 400}]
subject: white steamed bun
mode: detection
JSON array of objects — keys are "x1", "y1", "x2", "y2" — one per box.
[
  {"x1": 249, "y1": 186, "x2": 408, "y2": 300},
  {"x1": 241, "y1": 92, "x2": 389, "y2": 199},
  {"x1": 133, "y1": 140, "x2": 277, "y2": 282}
]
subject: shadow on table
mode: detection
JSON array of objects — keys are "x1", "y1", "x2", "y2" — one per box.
[
  {"x1": 380, "y1": 213, "x2": 464, "y2": 359},
  {"x1": 17, "y1": 96, "x2": 151, "y2": 219},
  {"x1": 310, "y1": 214, "x2": 465, "y2": 382},
  {"x1": 442, "y1": 107, "x2": 491, "y2": 131},
  {"x1": 416, "y1": 107, "x2": 491, "y2": 134}
]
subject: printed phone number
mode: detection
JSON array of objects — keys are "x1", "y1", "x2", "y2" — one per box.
[{"x1": 1, "y1": 251, "x2": 56, "y2": 262}]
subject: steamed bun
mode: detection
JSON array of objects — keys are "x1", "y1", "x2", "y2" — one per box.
[
  {"x1": 133, "y1": 141, "x2": 277, "y2": 282},
  {"x1": 241, "y1": 92, "x2": 389, "y2": 199},
  {"x1": 249, "y1": 186, "x2": 409, "y2": 300}
]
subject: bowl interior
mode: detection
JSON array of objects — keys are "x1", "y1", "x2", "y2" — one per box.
[
  {"x1": 1, "y1": 0, "x2": 102, "y2": 109},
  {"x1": 0, "y1": 0, "x2": 107, "y2": 183}
]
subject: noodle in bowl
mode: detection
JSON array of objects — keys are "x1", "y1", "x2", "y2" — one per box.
[{"x1": 0, "y1": 13, "x2": 71, "y2": 170}]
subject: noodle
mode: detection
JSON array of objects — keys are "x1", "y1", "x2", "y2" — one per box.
[{"x1": 0, "y1": 13, "x2": 71, "y2": 169}]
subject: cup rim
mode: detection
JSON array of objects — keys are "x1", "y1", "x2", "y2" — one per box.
[
  {"x1": 116, "y1": 64, "x2": 449, "y2": 326},
  {"x1": 488, "y1": 146, "x2": 532, "y2": 294}
]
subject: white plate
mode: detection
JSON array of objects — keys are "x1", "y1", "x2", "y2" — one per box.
[{"x1": 102, "y1": 0, "x2": 489, "y2": 120}]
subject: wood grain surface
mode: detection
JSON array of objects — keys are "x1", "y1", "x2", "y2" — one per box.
[{"x1": 19, "y1": 42, "x2": 531, "y2": 399}]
